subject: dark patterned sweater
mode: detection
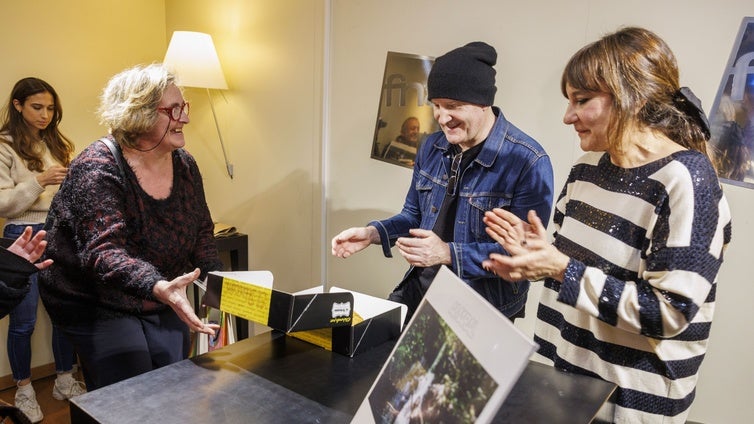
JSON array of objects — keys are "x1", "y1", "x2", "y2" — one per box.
[{"x1": 39, "y1": 139, "x2": 222, "y2": 325}]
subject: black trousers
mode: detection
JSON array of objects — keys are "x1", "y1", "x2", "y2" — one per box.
[{"x1": 58, "y1": 308, "x2": 189, "y2": 391}]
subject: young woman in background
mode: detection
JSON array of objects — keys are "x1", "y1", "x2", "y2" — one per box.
[{"x1": 0, "y1": 77, "x2": 84, "y2": 423}]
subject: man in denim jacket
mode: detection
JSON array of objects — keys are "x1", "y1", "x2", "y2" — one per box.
[{"x1": 332, "y1": 42, "x2": 554, "y2": 324}]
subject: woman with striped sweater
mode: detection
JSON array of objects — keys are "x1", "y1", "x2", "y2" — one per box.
[{"x1": 482, "y1": 27, "x2": 732, "y2": 423}]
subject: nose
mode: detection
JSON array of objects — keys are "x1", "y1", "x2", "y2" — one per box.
[
  {"x1": 563, "y1": 103, "x2": 577, "y2": 125},
  {"x1": 435, "y1": 108, "x2": 452, "y2": 126}
]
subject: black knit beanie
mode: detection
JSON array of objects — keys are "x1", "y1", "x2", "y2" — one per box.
[{"x1": 427, "y1": 41, "x2": 497, "y2": 106}]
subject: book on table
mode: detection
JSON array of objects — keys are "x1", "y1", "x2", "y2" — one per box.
[{"x1": 351, "y1": 266, "x2": 537, "y2": 424}]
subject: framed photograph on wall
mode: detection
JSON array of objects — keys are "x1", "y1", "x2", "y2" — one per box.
[
  {"x1": 707, "y1": 16, "x2": 754, "y2": 188},
  {"x1": 371, "y1": 51, "x2": 439, "y2": 169}
]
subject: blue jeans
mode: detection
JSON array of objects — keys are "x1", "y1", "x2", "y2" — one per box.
[{"x1": 5, "y1": 223, "x2": 77, "y2": 381}]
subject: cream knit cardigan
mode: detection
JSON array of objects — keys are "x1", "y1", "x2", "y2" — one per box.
[{"x1": 0, "y1": 137, "x2": 60, "y2": 225}]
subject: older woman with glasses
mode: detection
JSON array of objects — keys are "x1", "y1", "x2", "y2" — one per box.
[{"x1": 39, "y1": 64, "x2": 222, "y2": 391}]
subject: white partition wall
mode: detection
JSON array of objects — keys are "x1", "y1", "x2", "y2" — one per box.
[{"x1": 325, "y1": 1, "x2": 754, "y2": 423}]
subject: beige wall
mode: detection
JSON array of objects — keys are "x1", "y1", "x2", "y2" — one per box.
[
  {"x1": 326, "y1": 1, "x2": 754, "y2": 423},
  {"x1": 164, "y1": 0, "x2": 325, "y2": 293},
  {"x1": 0, "y1": 0, "x2": 167, "y2": 381}
]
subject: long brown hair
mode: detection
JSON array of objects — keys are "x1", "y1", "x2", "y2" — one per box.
[
  {"x1": 0, "y1": 77, "x2": 75, "y2": 171},
  {"x1": 561, "y1": 27, "x2": 709, "y2": 159}
]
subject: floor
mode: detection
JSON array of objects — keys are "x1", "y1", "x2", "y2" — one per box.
[{"x1": 0, "y1": 373, "x2": 80, "y2": 424}]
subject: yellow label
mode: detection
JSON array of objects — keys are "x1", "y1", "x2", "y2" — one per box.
[
  {"x1": 290, "y1": 311, "x2": 366, "y2": 352},
  {"x1": 290, "y1": 328, "x2": 333, "y2": 351},
  {"x1": 219, "y1": 277, "x2": 272, "y2": 324}
]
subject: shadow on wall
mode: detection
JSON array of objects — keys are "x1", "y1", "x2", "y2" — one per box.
[
  {"x1": 217, "y1": 169, "x2": 320, "y2": 294},
  {"x1": 213, "y1": 168, "x2": 410, "y2": 300},
  {"x1": 326, "y1": 207, "x2": 410, "y2": 299}
]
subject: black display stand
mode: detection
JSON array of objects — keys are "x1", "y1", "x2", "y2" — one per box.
[
  {"x1": 69, "y1": 331, "x2": 615, "y2": 424},
  {"x1": 194, "y1": 233, "x2": 250, "y2": 340},
  {"x1": 215, "y1": 233, "x2": 249, "y2": 272}
]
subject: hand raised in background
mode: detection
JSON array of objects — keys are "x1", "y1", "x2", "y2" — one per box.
[{"x1": 7, "y1": 225, "x2": 53, "y2": 270}]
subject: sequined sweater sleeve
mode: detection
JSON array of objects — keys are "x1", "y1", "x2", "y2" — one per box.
[{"x1": 550, "y1": 150, "x2": 731, "y2": 338}]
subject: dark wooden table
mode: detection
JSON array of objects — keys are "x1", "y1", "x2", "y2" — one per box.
[{"x1": 70, "y1": 331, "x2": 615, "y2": 423}]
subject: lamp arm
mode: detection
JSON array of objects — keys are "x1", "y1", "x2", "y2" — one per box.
[{"x1": 206, "y1": 88, "x2": 233, "y2": 179}]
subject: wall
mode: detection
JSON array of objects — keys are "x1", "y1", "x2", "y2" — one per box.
[
  {"x1": 325, "y1": 1, "x2": 754, "y2": 422},
  {"x1": 0, "y1": 0, "x2": 167, "y2": 382},
  {"x1": 164, "y1": 0, "x2": 326, "y2": 294}
]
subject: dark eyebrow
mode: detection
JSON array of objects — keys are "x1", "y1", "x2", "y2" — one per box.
[{"x1": 566, "y1": 89, "x2": 598, "y2": 99}]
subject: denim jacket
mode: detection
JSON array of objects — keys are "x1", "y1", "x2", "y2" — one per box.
[{"x1": 370, "y1": 107, "x2": 554, "y2": 317}]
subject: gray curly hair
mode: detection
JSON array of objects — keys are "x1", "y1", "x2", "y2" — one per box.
[{"x1": 98, "y1": 63, "x2": 178, "y2": 148}]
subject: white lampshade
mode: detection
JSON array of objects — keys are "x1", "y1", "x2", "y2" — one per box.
[{"x1": 163, "y1": 31, "x2": 228, "y2": 90}]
